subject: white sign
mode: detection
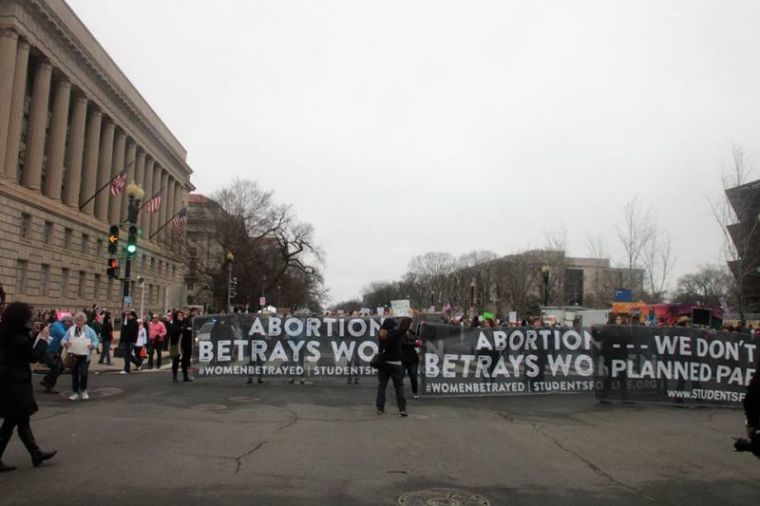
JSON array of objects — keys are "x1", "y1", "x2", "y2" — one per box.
[
  {"x1": 69, "y1": 336, "x2": 90, "y2": 356},
  {"x1": 390, "y1": 299, "x2": 411, "y2": 317},
  {"x1": 509, "y1": 311, "x2": 518, "y2": 325},
  {"x1": 259, "y1": 296, "x2": 266, "y2": 306}
]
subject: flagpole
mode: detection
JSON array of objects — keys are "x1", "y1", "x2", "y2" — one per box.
[
  {"x1": 120, "y1": 186, "x2": 164, "y2": 224},
  {"x1": 78, "y1": 159, "x2": 135, "y2": 211},
  {"x1": 150, "y1": 208, "x2": 184, "y2": 240}
]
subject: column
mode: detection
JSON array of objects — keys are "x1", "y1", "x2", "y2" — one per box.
[
  {"x1": 108, "y1": 129, "x2": 126, "y2": 224},
  {"x1": 134, "y1": 149, "x2": 145, "y2": 187},
  {"x1": 158, "y1": 169, "x2": 169, "y2": 244},
  {"x1": 21, "y1": 60, "x2": 53, "y2": 190},
  {"x1": 79, "y1": 109, "x2": 102, "y2": 215},
  {"x1": 142, "y1": 158, "x2": 154, "y2": 238},
  {"x1": 94, "y1": 120, "x2": 114, "y2": 221},
  {"x1": 121, "y1": 140, "x2": 136, "y2": 221},
  {"x1": 173, "y1": 181, "x2": 185, "y2": 247},
  {"x1": 150, "y1": 164, "x2": 162, "y2": 242},
  {"x1": 0, "y1": 30, "x2": 19, "y2": 175},
  {"x1": 164, "y1": 175, "x2": 175, "y2": 245},
  {"x1": 63, "y1": 95, "x2": 87, "y2": 207},
  {"x1": 4, "y1": 39, "x2": 29, "y2": 179},
  {"x1": 44, "y1": 78, "x2": 72, "y2": 200}
]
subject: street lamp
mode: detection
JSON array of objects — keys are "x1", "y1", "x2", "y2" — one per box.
[
  {"x1": 430, "y1": 290, "x2": 435, "y2": 309},
  {"x1": 226, "y1": 251, "x2": 234, "y2": 313},
  {"x1": 123, "y1": 182, "x2": 144, "y2": 311},
  {"x1": 470, "y1": 280, "x2": 476, "y2": 310},
  {"x1": 541, "y1": 265, "x2": 550, "y2": 307}
]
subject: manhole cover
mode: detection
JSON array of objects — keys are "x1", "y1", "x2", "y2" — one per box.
[
  {"x1": 227, "y1": 396, "x2": 260, "y2": 402},
  {"x1": 191, "y1": 403, "x2": 228, "y2": 411},
  {"x1": 398, "y1": 489, "x2": 490, "y2": 506}
]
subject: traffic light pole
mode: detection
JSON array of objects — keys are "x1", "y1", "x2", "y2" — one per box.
[
  {"x1": 122, "y1": 193, "x2": 140, "y2": 312},
  {"x1": 227, "y1": 260, "x2": 232, "y2": 313}
]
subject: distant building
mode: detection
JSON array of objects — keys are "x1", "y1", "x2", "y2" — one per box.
[
  {"x1": 725, "y1": 179, "x2": 760, "y2": 312},
  {"x1": 0, "y1": 1, "x2": 194, "y2": 313},
  {"x1": 184, "y1": 194, "x2": 225, "y2": 310}
]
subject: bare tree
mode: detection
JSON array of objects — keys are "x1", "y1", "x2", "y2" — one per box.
[
  {"x1": 586, "y1": 235, "x2": 610, "y2": 260},
  {"x1": 674, "y1": 265, "x2": 731, "y2": 307},
  {"x1": 641, "y1": 231, "x2": 676, "y2": 300},
  {"x1": 616, "y1": 196, "x2": 655, "y2": 294}
]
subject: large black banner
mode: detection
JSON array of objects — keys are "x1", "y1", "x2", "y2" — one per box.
[
  {"x1": 419, "y1": 322, "x2": 756, "y2": 406},
  {"x1": 592, "y1": 325, "x2": 755, "y2": 406},
  {"x1": 419, "y1": 323, "x2": 597, "y2": 397},
  {"x1": 192, "y1": 314, "x2": 382, "y2": 378}
]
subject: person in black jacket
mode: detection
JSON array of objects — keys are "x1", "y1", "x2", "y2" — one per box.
[
  {"x1": 98, "y1": 312, "x2": 114, "y2": 365},
  {"x1": 376, "y1": 317, "x2": 408, "y2": 416},
  {"x1": 169, "y1": 311, "x2": 193, "y2": 383},
  {"x1": 120, "y1": 310, "x2": 142, "y2": 374},
  {"x1": 735, "y1": 365, "x2": 760, "y2": 456},
  {"x1": 0, "y1": 302, "x2": 57, "y2": 472},
  {"x1": 401, "y1": 326, "x2": 420, "y2": 399}
]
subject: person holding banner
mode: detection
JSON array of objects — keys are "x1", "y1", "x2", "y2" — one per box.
[
  {"x1": 401, "y1": 325, "x2": 420, "y2": 399},
  {"x1": 376, "y1": 318, "x2": 408, "y2": 417}
]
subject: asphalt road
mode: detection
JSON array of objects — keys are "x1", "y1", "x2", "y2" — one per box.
[{"x1": 1, "y1": 368, "x2": 758, "y2": 505}]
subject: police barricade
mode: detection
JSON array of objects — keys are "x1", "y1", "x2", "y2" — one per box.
[
  {"x1": 419, "y1": 322, "x2": 755, "y2": 407},
  {"x1": 192, "y1": 314, "x2": 382, "y2": 379}
]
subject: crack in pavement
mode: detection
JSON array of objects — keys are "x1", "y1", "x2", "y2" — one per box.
[
  {"x1": 530, "y1": 422, "x2": 657, "y2": 502},
  {"x1": 235, "y1": 440, "x2": 267, "y2": 474},
  {"x1": 36, "y1": 408, "x2": 74, "y2": 421}
]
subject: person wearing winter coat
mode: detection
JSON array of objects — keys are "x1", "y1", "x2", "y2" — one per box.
[
  {"x1": 168, "y1": 311, "x2": 192, "y2": 382},
  {"x1": 0, "y1": 302, "x2": 57, "y2": 472},
  {"x1": 98, "y1": 312, "x2": 114, "y2": 365},
  {"x1": 61, "y1": 312, "x2": 99, "y2": 401},
  {"x1": 120, "y1": 310, "x2": 142, "y2": 374}
]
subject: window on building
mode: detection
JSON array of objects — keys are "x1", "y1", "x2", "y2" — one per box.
[
  {"x1": 16, "y1": 260, "x2": 28, "y2": 294},
  {"x1": 78, "y1": 271, "x2": 85, "y2": 298},
  {"x1": 94, "y1": 274, "x2": 101, "y2": 301},
  {"x1": 107, "y1": 277, "x2": 114, "y2": 302},
  {"x1": 43, "y1": 221, "x2": 53, "y2": 245},
  {"x1": 19, "y1": 213, "x2": 31, "y2": 239},
  {"x1": 64, "y1": 228, "x2": 72, "y2": 249},
  {"x1": 40, "y1": 264, "x2": 50, "y2": 296},
  {"x1": 61, "y1": 268, "x2": 69, "y2": 294},
  {"x1": 187, "y1": 282, "x2": 194, "y2": 291},
  {"x1": 96, "y1": 239, "x2": 103, "y2": 258},
  {"x1": 158, "y1": 260, "x2": 162, "y2": 276},
  {"x1": 81, "y1": 234, "x2": 88, "y2": 254},
  {"x1": 150, "y1": 257, "x2": 155, "y2": 273}
]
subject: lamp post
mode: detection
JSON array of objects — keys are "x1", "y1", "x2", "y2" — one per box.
[
  {"x1": 541, "y1": 265, "x2": 550, "y2": 307},
  {"x1": 470, "y1": 280, "x2": 476, "y2": 313},
  {"x1": 123, "y1": 182, "x2": 144, "y2": 311},
  {"x1": 226, "y1": 251, "x2": 234, "y2": 313},
  {"x1": 430, "y1": 291, "x2": 435, "y2": 309}
]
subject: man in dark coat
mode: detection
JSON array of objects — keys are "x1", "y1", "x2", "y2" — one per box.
[
  {"x1": 0, "y1": 302, "x2": 58, "y2": 471},
  {"x1": 120, "y1": 310, "x2": 141, "y2": 374}
]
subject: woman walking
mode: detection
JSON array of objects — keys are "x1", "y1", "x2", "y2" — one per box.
[
  {"x1": 98, "y1": 311, "x2": 114, "y2": 365},
  {"x1": 61, "y1": 312, "x2": 99, "y2": 401},
  {"x1": 375, "y1": 317, "x2": 408, "y2": 417},
  {"x1": 0, "y1": 302, "x2": 57, "y2": 471},
  {"x1": 169, "y1": 311, "x2": 193, "y2": 382},
  {"x1": 401, "y1": 324, "x2": 420, "y2": 399}
]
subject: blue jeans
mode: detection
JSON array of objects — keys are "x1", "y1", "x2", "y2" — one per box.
[
  {"x1": 98, "y1": 340, "x2": 112, "y2": 364},
  {"x1": 376, "y1": 363, "x2": 406, "y2": 412}
]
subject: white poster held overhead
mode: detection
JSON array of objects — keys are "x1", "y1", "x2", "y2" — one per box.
[{"x1": 390, "y1": 299, "x2": 411, "y2": 317}]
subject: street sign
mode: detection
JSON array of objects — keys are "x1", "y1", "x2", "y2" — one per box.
[
  {"x1": 124, "y1": 296, "x2": 133, "y2": 305},
  {"x1": 259, "y1": 296, "x2": 266, "y2": 306}
]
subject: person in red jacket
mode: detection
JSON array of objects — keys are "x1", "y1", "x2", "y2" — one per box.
[{"x1": 147, "y1": 313, "x2": 167, "y2": 369}]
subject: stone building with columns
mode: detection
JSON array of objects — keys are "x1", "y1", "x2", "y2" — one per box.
[{"x1": 0, "y1": 0, "x2": 194, "y2": 313}]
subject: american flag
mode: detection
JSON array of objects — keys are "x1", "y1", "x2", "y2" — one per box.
[
  {"x1": 171, "y1": 207, "x2": 187, "y2": 233},
  {"x1": 143, "y1": 189, "x2": 163, "y2": 213},
  {"x1": 109, "y1": 168, "x2": 128, "y2": 196}
]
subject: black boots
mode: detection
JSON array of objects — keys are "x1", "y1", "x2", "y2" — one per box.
[
  {"x1": 18, "y1": 425, "x2": 57, "y2": 467},
  {"x1": 0, "y1": 434, "x2": 16, "y2": 472}
]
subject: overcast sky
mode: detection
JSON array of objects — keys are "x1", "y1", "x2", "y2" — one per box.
[{"x1": 67, "y1": 0, "x2": 760, "y2": 303}]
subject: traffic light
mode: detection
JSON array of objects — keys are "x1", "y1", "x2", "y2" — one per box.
[
  {"x1": 106, "y1": 258, "x2": 119, "y2": 278},
  {"x1": 230, "y1": 277, "x2": 238, "y2": 298},
  {"x1": 107, "y1": 225, "x2": 119, "y2": 255},
  {"x1": 126, "y1": 225, "x2": 138, "y2": 255}
]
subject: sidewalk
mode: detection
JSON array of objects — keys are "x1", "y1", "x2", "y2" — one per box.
[{"x1": 32, "y1": 337, "x2": 174, "y2": 375}]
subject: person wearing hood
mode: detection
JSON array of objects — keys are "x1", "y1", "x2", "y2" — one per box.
[
  {"x1": 375, "y1": 317, "x2": 408, "y2": 417},
  {"x1": 0, "y1": 302, "x2": 57, "y2": 471}
]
